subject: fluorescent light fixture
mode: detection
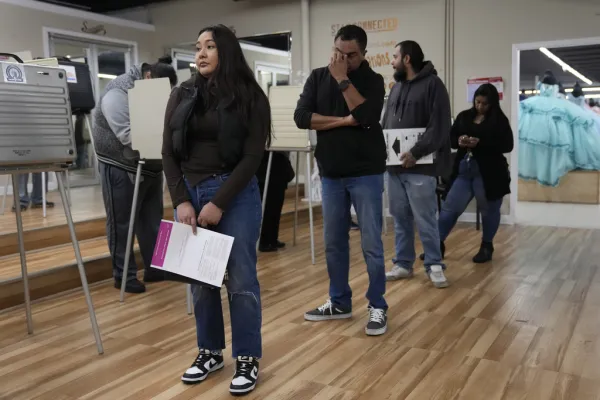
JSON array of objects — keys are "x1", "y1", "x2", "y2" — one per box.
[
  {"x1": 98, "y1": 73, "x2": 117, "y2": 80},
  {"x1": 539, "y1": 47, "x2": 593, "y2": 85},
  {"x1": 585, "y1": 94, "x2": 600, "y2": 99},
  {"x1": 189, "y1": 63, "x2": 196, "y2": 68}
]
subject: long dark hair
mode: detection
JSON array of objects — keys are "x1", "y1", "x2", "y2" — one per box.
[
  {"x1": 196, "y1": 24, "x2": 272, "y2": 146},
  {"x1": 472, "y1": 83, "x2": 505, "y2": 122}
]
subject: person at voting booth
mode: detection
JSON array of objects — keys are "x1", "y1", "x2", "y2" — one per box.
[
  {"x1": 383, "y1": 40, "x2": 452, "y2": 288},
  {"x1": 255, "y1": 151, "x2": 295, "y2": 252},
  {"x1": 294, "y1": 25, "x2": 389, "y2": 336},
  {"x1": 162, "y1": 25, "x2": 271, "y2": 395},
  {"x1": 92, "y1": 56, "x2": 178, "y2": 294}
]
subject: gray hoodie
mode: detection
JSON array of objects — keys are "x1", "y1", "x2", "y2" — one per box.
[
  {"x1": 92, "y1": 65, "x2": 162, "y2": 177},
  {"x1": 382, "y1": 61, "x2": 451, "y2": 177}
]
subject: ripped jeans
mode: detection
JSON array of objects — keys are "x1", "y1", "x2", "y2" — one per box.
[{"x1": 184, "y1": 174, "x2": 263, "y2": 359}]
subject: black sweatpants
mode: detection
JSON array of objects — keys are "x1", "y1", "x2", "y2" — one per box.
[
  {"x1": 258, "y1": 178, "x2": 287, "y2": 246},
  {"x1": 99, "y1": 162, "x2": 163, "y2": 281}
]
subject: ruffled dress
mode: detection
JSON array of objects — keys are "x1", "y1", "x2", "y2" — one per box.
[{"x1": 519, "y1": 84, "x2": 600, "y2": 186}]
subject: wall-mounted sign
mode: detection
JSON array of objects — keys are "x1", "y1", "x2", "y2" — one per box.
[
  {"x1": 467, "y1": 77, "x2": 504, "y2": 102},
  {"x1": 330, "y1": 18, "x2": 399, "y2": 36}
]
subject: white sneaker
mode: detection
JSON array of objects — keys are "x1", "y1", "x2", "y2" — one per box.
[
  {"x1": 428, "y1": 265, "x2": 449, "y2": 288},
  {"x1": 386, "y1": 265, "x2": 414, "y2": 281}
]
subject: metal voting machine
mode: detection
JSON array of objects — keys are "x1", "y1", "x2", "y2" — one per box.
[
  {"x1": 0, "y1": 58, "x2": 103, "y2": 354},
  {"x1": 128, "y1": 77, "x2": 172, "y2": 160},
  {"x1": 0, "y1": 61, "x2": 76, "y2": 167}
]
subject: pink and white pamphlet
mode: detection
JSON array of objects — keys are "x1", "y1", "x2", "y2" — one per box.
[{"x1": 151, "y1": 220, "x2": 234, "y2": 287}]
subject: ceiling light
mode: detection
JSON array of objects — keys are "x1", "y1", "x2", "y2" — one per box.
[
  {"x1": 66, "y1": 55, "x2": 71, "y2": 59},
  {"x1": 189, "y1": 63, "x2": 196, "y2": 68},
  {"x1": 539, "y1": 47, "x2": 593, "y2": 85},
  {"x1": 98, "y1": 73, "x2": 117, "y2": 80}
]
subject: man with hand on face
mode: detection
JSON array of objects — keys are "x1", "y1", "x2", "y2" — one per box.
[
  {"x1": 383, "y1": 40, "x2": 451, "y2": 288},
  {"x1": 294, "y1": 25, "x2": 389, "y2": 336}
]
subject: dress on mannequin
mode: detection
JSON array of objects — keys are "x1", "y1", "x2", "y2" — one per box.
[{"x1": 519, "y1": 74, "x2": 600, "y2": 186}]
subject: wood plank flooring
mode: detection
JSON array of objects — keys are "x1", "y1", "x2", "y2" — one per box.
[{"x1": 1, "y1": 220, "x2": 600, "y2": 399}]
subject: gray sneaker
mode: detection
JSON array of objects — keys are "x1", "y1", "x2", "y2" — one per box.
[
  {"x1": 428, "y1": 265, "x2": 449, "y2": 288},
  {"x1": 386, "y1": 265, "x2": 414, "y2": 281}
]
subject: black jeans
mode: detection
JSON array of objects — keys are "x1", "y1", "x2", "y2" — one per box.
[{"x1": 98, "y1": 162, "x2": 163, "y2": 281}]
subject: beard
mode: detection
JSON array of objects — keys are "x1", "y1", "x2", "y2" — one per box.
[{"x1": 394, "y1": 68, "x2": 407, "y2": 82}]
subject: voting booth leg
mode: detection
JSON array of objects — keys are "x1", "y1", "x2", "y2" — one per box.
[
  {"x1": 12, "y1": 174, "x2": 34, "y2": 334},
  {"x1": 57, "y1": 171, "x2": 104, "y2": 354},
  {"x1": 0, "y1": 174, "x2": 8, "y2": 215},
  {"x1": 293, "y1": 153, "x2": 300, "y2": 246},
  {"x1": 120, "y1": 161, "x2": 144, "y2": 303},
  {"x1": 186, "y1": 285, "x2": 193, "y2": 315},
  {"x1": 257, "y1": 152, "x2": 274, "y2": 252},
  {"x1": 306, "y1": 152, "x2": 315, "y2": 265},
  {"x1": 84, "y1": 115, "x2": 99, "y2": 178}
]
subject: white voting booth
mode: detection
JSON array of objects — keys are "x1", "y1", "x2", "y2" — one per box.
[
  {"x1": 118, "y1": 78, "x2": 196, "y2": 308},
  {"x1": 261, "y1": 85, "x2": 317, "y2": 264}
]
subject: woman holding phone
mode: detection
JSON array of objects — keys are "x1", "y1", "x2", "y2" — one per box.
[
  {"x1": 437, "y1": 83, "x2": 513, "y2": 263},
  {"x1": 162, "y1": 24, "x2": 271, "y2": 395}
]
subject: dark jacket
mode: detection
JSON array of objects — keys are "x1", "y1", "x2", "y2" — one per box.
[
  {"x1": 449, "y1": 109, "x2": 514, "y2": 200},
  {"x1": 162, "y1": 74, "x2": 269, "y2": 209},
  {"x1": 382, "y1": 61, "x2": 451, "y2": 177},
  {"x1": 294, "y1": 61, "x2": 387, "y2": 178}
]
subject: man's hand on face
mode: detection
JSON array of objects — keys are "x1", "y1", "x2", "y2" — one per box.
[
  {"x1": 329, "y1": 51, "x2": 349, "y2": 82},
  {"x1": 400, "y1": 152, "x2": 417, "y2": 168}
]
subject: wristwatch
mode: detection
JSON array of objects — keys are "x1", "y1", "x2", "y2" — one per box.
[{"x1": 338, "y1": 79, "x2": 351, "y2": 92}]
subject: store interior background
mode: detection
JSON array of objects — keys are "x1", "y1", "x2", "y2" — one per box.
[
  {"x1": 517, "y1": 43, "x2": 600, "y2": 229},
  {"x1": 2, "y1": 0, "x2": 600, "y2": 228}
]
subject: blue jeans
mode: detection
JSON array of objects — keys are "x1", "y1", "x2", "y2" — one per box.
[
  {"x1": 439, "y1": 158, "x2": 502, "y2": 243},
  {"x1": 18, "y1": 173, "x2": 46, "y2": 206},
  {"x1": 321, "y1": 174, "x2": 387, "y2": 310},
  {"x1": 184, "y1": 174, "x2": 262, "y2": 359},
  {"x1": 388, "y1": 173, "x2": 443, "y2": 272}
]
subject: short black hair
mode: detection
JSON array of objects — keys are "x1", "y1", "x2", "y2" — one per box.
[
  {"x1": 396, "y1": 40, "x2": 425, "y2": 71},
  {"x1": 335, "y1": 25, "x2": 368, "y2": 53},
  {"x1": 142, "y1": 55, "x2": 178, "y2": 87}
]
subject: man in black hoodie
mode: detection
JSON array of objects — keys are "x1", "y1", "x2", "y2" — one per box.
[
  {"x1": 295, "y1": 25, "x2": 388, "y2": 336},
  {"x1": 383, "y1": 40, "x2": 451, "y2": 288}
]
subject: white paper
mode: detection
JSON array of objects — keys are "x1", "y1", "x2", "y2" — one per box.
[
  {"x1": 151, "y1": 220, "x2": 234, "y2": 287},
  {"x1": 385, "y1": 128, "x2": 434, "y2": 166}
]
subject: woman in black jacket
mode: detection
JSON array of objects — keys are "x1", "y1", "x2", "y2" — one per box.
[
  {"x1": 162, "y1": 25, "x2": 271, "y2": 395},
  {"x1": 438, "y1": 83, "x2": 513, "y2": 263}
]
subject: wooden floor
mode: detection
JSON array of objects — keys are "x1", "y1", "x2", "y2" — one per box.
[{"x1": 2, "y1": 218, "x2": 600, "y2": 399}]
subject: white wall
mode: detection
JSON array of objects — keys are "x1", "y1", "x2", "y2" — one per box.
[
  {"x1": 309, "y1": 0, "x2": 446, "y2": 90},
  {"x1": 454, "y1": 0, "x2": 600, "y2": 119},
  {"x1": 0, "y1": 2, "x2": 155, "y2": 62},
  {"x1": 142, "y1": 0, "x2": 303, "y2": 84}
]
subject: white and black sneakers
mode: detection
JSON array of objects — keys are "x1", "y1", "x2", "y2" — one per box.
[
  {"x1": 181, "y1": 351, "x2": 259, "y2": 396},
  {"x1": 230, "y1": 356, "x2": 260, "y2": 395},
  {"x1": 181, "y1": 350, "x2": 225, "y2": 384}
]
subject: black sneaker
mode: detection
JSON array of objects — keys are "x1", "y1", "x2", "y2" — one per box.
[
  {"x1": 230, "y1": 356, "x2": 259, "y2": 395},
  {"x1": 365, "y1": 307, "x2": 387, "y2": 336},
  {"x1": 304, "y1": 299, "x2": 352, "y2": 321},
  {"x1": 114, "y1": 278, "x2": 146, "y2": 294},
  {"x1": 181, "y1": 350, "x2": 224, "y2": 384}
]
